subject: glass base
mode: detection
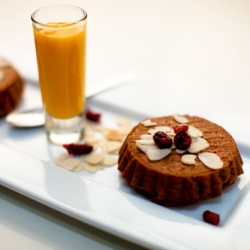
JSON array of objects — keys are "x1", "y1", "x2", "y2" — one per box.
[{"x1": 45, "y1": 112, "x2": 84, "y2": 145}]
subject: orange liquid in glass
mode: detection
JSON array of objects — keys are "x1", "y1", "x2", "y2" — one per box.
[{"x1": 33, "y1": 22, "x2": 86, "y2": 119}]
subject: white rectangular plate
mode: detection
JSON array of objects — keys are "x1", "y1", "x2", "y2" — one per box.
[{"x1": 1, "y1": 82, "x2": 250, "y2": 250}]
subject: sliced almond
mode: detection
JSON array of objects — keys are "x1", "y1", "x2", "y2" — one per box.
[
  {"x1": 136, "y1": 143, "x2": 159, "y2": 153},
  {"x1": 57, "y1": 158, "x2": 81, "y2": 171},
  {"x1": 187, "y1": 137, "x2": 209, "y2": 153},
  {"x1": 103, "y1": 141, "x2": 122, "y2": 153},
  {"x1": 84, "y1": 127, "x2": 95, "y2": 136},
  {"x1": 166, "y1": 128, "x2": 176, "y2": 137},
  {"x1": 187, "y1": 125, "x2": 203, "y2": 138},
  {"x1": 140, "y1": 134, "x2": 153, "y2": 140},
  {"x1": 146, "y1": 148, "x2": 171, "y2": 161},
  {"x1": 84, "y1": 152, "x2": 104, "y2": 165},
  {"x1": 82, "y1": 163, "x2": 102, "y2": 173},
  {"x1": 174, "y1": 114, "x2": 189, "y2": 124},
  {"x1": 73, "y1": 163, "x2": 84, "y2": 172},
  {"x1": 119, "y1": 125, "x2": 133, "y2": 136},
  {"x1": 100, "y1": 154, "x2": 118, "y2": 166},
  {"x1": 154, "y1": 126, "x2": 171, "y2": 133},
  {"x1": 181, "y1": 154, "x2": 197, "y2": 165},
  {"x1": 176, "y1": 149, "x2": 186, "y2": 154},
  {"x1": 141, "y1": 119, "x2": 157, "y2": 127},
  {"x1": 106, "y1": 129, "x2": 123, "y2": 141},
  {"x1": 198, "y1": 152, "x2": 223, "y2": 169},
  {"x1": 135, "y1": 139, "x2": 155, "y2": 145},
  {"x1": 84, "y1": 134, "x2": 100, "y2": 144},
  {"x1": 116, "y1": 117, "x2": 132, "y2": 126},
  {"x1": 91, "y1": 124, "x2": 108, "y2": 133},
  {"x1": 148, "y1": 128, "x2": 159, "y2": 135},
  {"x1": 54, "y1": 152, "x2": 70, "y2": 166}
]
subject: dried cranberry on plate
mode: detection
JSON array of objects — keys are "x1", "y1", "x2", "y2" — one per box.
[
  {"x1": 63, "y1": 143, "x2": 93, "y2": 156},
  {"x1": 86, "y1": 108, "x2": 101, "y2": 122},
  {"x1": 202, "y1": 210, "x2": 220, "y2": 226}
]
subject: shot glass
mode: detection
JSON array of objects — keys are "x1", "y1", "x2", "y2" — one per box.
[{"x1": 31, "y1": 5, "x2": 87, "y2": 144}]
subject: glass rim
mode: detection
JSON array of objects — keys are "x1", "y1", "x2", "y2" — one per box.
[{"x1": 31, "y1": 4, "x2": 87, "y2": 27}]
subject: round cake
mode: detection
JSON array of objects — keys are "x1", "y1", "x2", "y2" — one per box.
[
  {"x1": 118, "y1": 114, "x2": 243, "y2": 206},
  {"x1": 0, "y1": 58, "x2": 24, "y2": 117}
]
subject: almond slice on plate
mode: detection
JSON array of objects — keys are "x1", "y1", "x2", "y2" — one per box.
[
  {"x1": 100, "y1": 154, "x2": 118, "y2": 166},
  {"x1": 119, "y1": 125, "x2": 133, "y2": 136},
  {"x1": 106, "y1": 129, "x2": 123, "y2": 141},
  {"x1": 84, "y1": 134, "x2": 100, "y2": 144},
  {"x1": 116, "y1": 117, "x2": 132, "y2": 126},
  {"x1": 103, "y1": 141, "x2": 122, "y2": 153},
  {"x1": 54, "y1": 152, "x2": 70, "y2": 166},
  {"x1": 73, "y1": 163, "x2": 84, "y2": 172},
  {"x1": 84, "y1": 152, "x2": 104, "y2": 165},
  {"x1": 82, "y1": 163, "x2": 102, "y2": 173},
  {"x1": 57, "y1": 157, "x2": 81, "y2": 171}
]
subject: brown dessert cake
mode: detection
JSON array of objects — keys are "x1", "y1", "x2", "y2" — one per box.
[
  {"x1": 118, "y1": 115, "x2": 243, "y2": 206},
  {"x1": 0, "y1": 58, "x2": 24, "y2": 117}
]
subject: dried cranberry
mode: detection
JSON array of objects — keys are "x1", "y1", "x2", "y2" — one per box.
[
  {"x1": 173, "y1": 124, "x2": 189, "y2": 133},
  {"x1": 153, "y1": 131, "x2": 173, "y2": 149},
  {"x1": 174, "y1": 131, "x2": 191, "y2": 150},
  {"x1": 202, "y1": 210, "x2": 220, "y2": 226},
  {"x1": 86, "y1": 109, "x2": 101, "y2": 122},
  {"x1": 63, "y1": 143, "x2": 93, "y2": 156}
]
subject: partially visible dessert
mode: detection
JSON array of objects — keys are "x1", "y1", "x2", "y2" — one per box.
[
  {"x1": 118, "y1": 114, "x2": 243, "y2": 206},
  {"x1": 0, "y1": 58, "x2": 24, "y2": 116}
]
